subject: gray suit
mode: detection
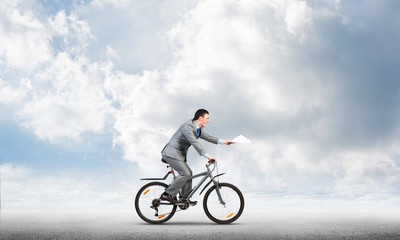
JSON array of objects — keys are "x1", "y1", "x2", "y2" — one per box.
[{"x1": 162, "y1": 119, "x2": 218, "y2": 198}]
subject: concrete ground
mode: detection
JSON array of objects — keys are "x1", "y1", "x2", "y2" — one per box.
[{"x1": 1, "y1": 208, "x2": 400, "y2": 239}]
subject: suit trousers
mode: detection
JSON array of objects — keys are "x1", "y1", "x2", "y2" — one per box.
[{"x1": 162, "y1": 156, "x2": 193, "y2": 198}]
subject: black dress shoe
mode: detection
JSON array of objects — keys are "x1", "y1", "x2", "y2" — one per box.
[{"x1": 160, "y1": 193, "x2": 177, "y2": 204}]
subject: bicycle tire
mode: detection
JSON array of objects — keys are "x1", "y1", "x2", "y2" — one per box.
[
  {"x1": 135, "y1": 182, "x2": 177, "y2": 224},
  {"x1": 203, "y1": 182, "x2": 244, "y2": 224}
]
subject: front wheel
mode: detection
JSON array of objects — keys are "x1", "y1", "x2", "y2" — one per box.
[
  {"x1": 135, "y1": 182, "x2": 177, "y2": 224},
  {"x1": 203, "y1": 182, "x2": 244, "y2": 224}
]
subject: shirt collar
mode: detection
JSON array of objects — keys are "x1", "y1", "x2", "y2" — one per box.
[{"x1": 194, "y1": 121, "x2": 200, "y2": 129}]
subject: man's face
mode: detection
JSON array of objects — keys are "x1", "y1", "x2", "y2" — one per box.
[{"x1": 199, "y1": 114, "x2": 210, "y2": 128}]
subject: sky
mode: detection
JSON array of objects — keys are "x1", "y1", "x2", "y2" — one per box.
[{"x1": 1, "y1": 0, "x2": 400, "y2": 210}]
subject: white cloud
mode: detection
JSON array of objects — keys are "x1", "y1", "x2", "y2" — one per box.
[
  {"x1": 0, "y1": 4, "x2": 109, "y2": 143},
  {"x1": 0, "y1": 78, "x2": 31, "y2": 105},
  {"x1": 91, "y1": 0, "x2": 132, "y2": 8},
  {"x1": 105, "y1": 45, "x2": 120, "y2": 60},
  {"x1": 17, "y1": 52, "x2": 112, "y2": 142},
  {"x1": 48, "y1": 9, "x2": 94, "y2": 55},
  {"x1": 284, "y1": 0, "x2": 313, "y2": 38},
  {"x1": 48, "y1": 10, "x2": 69, "y2": 36},
  {"x1": 103, "y1": 69, "x2": 176, "y2": 175},
  {"x1": 164, "y1": 0, "x2": 328, "y2": 114},
  {"x1": 332, "y1": 151, "x2": 400, "y2": 197},
  {"x1": 0, "y1": 0, "x2": 52, "y2": 69}
]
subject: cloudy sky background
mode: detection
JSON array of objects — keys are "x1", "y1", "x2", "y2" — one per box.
[{"x1": 1, "y1": 0, "x2": 400, "y2": 210}]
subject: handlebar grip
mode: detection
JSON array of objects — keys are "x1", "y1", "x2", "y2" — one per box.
[{"x1": 208, "y1": 159, "x2": 216, "y2": 164}]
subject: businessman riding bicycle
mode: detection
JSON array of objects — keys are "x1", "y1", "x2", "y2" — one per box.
[{"x1": 159, "y1": 109, "x2": 234, "y2": 205}]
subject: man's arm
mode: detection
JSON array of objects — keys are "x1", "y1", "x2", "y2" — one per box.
[
  {"x1": 202, "y1": 132, "x2": 234, "y2": 145},
  {"x1": 199, "y1": 130, "x2": 218, "y2": 144},
  {"x1": 200, "y1": 134, "x2": 234, "y2": 159}
]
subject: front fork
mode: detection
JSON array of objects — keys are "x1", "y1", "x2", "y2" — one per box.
[{"x1": 214, "y1": 181, "x2": 226, "y2": 205}]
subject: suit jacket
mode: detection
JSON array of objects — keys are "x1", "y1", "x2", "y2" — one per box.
[{"x1": 162, "y1": 119, "x2": 218, "y2": 161}]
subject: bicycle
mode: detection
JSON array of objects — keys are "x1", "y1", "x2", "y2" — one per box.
[{"x1": 135, "y1": 159, "x2": 245, "y2": 224}]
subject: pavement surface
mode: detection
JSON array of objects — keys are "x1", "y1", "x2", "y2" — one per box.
[{"x1": 1, "y1": 208, "x2": 400, "y2": 239}]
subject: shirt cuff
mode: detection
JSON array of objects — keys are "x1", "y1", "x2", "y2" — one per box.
[
  {"x1": 218, "y1": 139, "x2": 225, "y2": 144},
  {"x1": 202, "y1": 153, "x2": 210, "y2": 159}
]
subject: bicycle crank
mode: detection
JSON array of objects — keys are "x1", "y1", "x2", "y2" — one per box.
[{"x1": 177, "y1": 200, "x2": 190, "y2": 210}]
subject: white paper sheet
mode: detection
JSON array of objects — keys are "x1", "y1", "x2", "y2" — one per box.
[{"x1": 232, "y1": 134, "x2": 251, "y2": 143}]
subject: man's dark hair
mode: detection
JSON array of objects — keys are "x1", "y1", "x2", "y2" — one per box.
[{"x1": 193, "y1": 109, "x2": 209, "y2": 120}]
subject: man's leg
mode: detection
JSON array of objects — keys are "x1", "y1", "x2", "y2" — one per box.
[{"x1": 163, "y1": 156, "x2": 192, "y2": 198}]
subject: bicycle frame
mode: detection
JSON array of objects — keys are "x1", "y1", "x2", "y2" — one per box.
[
  {"x1": 141, "y1": 163, "x2": 226, "y2": 205},
  {"x1": 186, "y1": 163, "x2": 226, "y2": 203}
]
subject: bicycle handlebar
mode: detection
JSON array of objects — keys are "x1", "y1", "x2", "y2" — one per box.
[{"x1": 206, "y1": 161, "x2": 216, "y2": 169}]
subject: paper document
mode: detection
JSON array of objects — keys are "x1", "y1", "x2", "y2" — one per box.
[{"x1": 232, "y1": 134, "x2": 251, "y2": 144}]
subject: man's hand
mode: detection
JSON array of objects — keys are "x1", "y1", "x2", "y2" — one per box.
[
  {"x1": 224, "y1": 140, "x2": 234, "y2": 145},
  {"x1": 208, "y1": 157, "x2": 217, "y2": 164}
]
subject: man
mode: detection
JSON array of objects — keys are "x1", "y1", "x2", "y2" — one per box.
[{"x1": 160, "y1": 109, "x2": 233, "y2": 204}]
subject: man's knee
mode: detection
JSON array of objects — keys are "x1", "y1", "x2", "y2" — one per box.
[
  {"x1": 179, "y1": 169, "x2": 193, "y2": 181},
  {"x1": 181, "y1": 169, "x2": 192, "y2": 179}
]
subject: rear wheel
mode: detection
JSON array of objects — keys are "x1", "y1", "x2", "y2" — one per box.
[
  {"x1": 135, "y1": 182, "x2": 177, "y2": 224},
  {"x1": 203, "y1": 183, "x2": 244, "y2": 224}
]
